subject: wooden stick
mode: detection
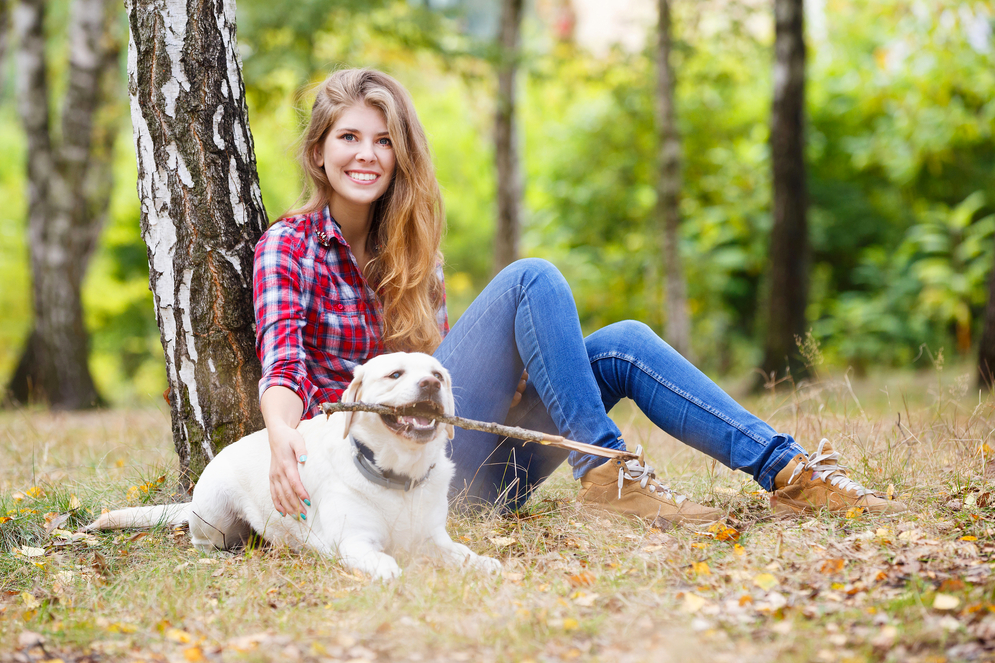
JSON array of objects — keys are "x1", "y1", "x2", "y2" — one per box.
[{"x1": 319, "y1": 401, "x2": 638, "y2": 461}]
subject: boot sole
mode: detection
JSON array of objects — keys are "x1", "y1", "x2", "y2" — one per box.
[{"x1": 771, "y1": 496, "x2": 908, "y2": 517}]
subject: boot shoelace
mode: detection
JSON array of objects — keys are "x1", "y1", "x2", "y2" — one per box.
[
  {"x1": 788, "y1": 438, "x2": 870, "y2": 497},
  {"x1": 617, "y1": 445, "x2": 687, "y2": 504}
]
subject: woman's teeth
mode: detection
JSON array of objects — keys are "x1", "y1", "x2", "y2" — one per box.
[{"x1": 349, "y1": 172, "x2": 377, "y2": 182}]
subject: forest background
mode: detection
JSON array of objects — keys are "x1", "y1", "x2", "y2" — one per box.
[{"x1": 0, "y1": 0, "x2": 993, "y2": 406}]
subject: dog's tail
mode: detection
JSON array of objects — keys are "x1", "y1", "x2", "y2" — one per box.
[{"x1": 83, "y1": 503, "x2": 192, "y2": 532}]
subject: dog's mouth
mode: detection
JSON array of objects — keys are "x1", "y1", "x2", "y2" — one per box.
[{"x1": 380, "y1": 400, "x2": 445, "y2": 442}]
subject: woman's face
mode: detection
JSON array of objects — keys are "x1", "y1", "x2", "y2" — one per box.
[{"x1": 316, "y1": 102, "x2": 397, "y2": 220}]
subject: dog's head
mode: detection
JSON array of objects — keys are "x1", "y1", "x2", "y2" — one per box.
[{"x1": 340, "y1": 352, "x2": 456, "y2": 444}]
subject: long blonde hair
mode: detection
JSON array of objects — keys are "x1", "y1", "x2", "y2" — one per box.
[{"x1": 290, "y1": 69, "x2": 445, "y2": 354}]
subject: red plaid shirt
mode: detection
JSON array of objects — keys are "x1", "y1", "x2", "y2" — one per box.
[{"x1": 253, "y1": 206, "x2": 448, "y2": 418}]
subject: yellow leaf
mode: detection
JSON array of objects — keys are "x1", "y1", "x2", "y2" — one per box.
[
  {"x1": 68, "y1": 494, "x2": 81, "y2": 511},
  {"x1": 886, "y1": 484, "x2": 895, "y2": 500},
  {"x1": 845, "y1": 507, "x2": 865, "y2": 519},
  {"x1": 12, "y1": 492, "x2": 25, "y2": 502},
  {"x1": 115, "y1": 459, "x2": 125, "y2": 468},
  {"x1": 126, "y1": 486, "x2": 140, "y2": 503},
  {"x1": 753, "y1": 573, "x2": 779, "y2": 591},
  {"x1": 959, "y1": 536, "x2": 978, "y2": 541},
  {"x1": 820, "y1": 558, "x2": 845, "y2": 575},
  {"x1": 488, "y1": 536, "x2": 516, "y2": 548},
  {"x1": 691, "y1": 562, "x2": 711, "y2": 576},
  {"x1": 184, "y1": 646, "x2": 206, "y2": 662},
  {"x1": 733, "y1": 544, "x2": 745, "y2": 556},
  {"x1": 561, "y1": 618, "x2": 579, "y2": 631},
  {"x1": 0, "y1": 517, "x2": 11, "y2": 524},
  {"x1": 166, "y1": 628, "x2": 193, "y2": 643},
  {"x1": 567, "y1": 571, "x2": 596, "y2": 587},
  {"x1": 682, "y1": 592, "x2": 708, "y2": 613},
  {"x1": 20, "y1": 546, "x2": 45, "y2": 558},
  {"x1": 21, "y1": 593, "x2": 40, "y2": 609},
  {"x1": 977, "y1": 443, "x2": 993, "y2": 457},
  {"x1": 26, "y1": 487, "x2": 45, "y2": 499}
]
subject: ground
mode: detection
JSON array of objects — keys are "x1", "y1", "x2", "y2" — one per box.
[{"x1": 0, "y1": 367, "x2": 993, "y2": 662}]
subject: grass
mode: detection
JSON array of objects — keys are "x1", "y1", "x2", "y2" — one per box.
[{"x1": 0, "y1": 366, "x2": 993, "y2": 663}]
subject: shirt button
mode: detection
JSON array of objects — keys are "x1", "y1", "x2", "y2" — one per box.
[{"x1": 334, "y1": 303, "x2": 344, "y2": 311}]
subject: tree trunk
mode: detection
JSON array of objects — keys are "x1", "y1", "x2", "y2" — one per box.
[
  {"x1": 126, "y1": 0, "x2": 267, "y2": 486},
  {"x1": 0, "y1": 1, "x2": 10, "y2": 98},
  {"x1": 656, "y1": 0, "x2": 692, "y2": 360},
  {"x1": 492, "y1": 0, "x2": 523, "y2": 275},
  {"x1": 7, "y1": 0, "x2": 118, "y2": 409},
  {"x1": 758, "y1": 0, "x2": 809, "y2": 389},
  {"x1": 977, "y1": 246, "x2": 995, "y2": 389}
]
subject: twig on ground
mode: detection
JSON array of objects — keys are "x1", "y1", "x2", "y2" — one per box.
[{"x1": 319, "y1": 401, "x2": 638, "y2": 461}]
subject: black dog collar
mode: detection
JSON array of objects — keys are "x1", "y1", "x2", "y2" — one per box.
[{"x1": 351, "y1": 437, "x2": 434, "y2": 491}]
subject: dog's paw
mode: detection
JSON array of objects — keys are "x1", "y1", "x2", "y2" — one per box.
[
  {"x1": 370, "y1": 558, "x2": 403, "y2": 582},
  {"x1": 469, "y1": 554, "x2": 502, "y2": 575}
]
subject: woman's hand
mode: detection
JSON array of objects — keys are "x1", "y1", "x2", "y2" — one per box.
[
  {"x1": 260, "y1": 386, "x2": 310, "y2": 520},
  {"x1": 267, "y1": 424, "x2": 310, "y2": 519},
  {"x1": 510, "y1": 370, "x2": 528, "y2": 408}
]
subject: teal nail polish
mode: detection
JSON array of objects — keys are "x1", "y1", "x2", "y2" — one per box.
[
  {"x1": 303, "y1": 499, "x2": 311, "y2": 507},
  {"x1": 298, "y1": 454, "x2": 308, "y2": 463},
  {"x1": 300, "y1": 513, "x2": 306, "y2": 521},
  {"x1": 278, "y1": 511, "x2": 284, "y2": 517}
]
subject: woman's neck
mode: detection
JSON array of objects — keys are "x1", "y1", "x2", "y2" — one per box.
[{"x1": 329, "y1": 198, "x2": 374, "y2": 273}]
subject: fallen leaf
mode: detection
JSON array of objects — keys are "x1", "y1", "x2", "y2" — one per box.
[
  {"x1": 68, "y1": 494, "x2": 81, "y2": 511},
  {"x1": 933, "y1": 593, "x2": 961, "y2": 611},
  {"x1": 682, "y1": 592, "x2": 708, "y2": 613},
  {"x1": 166, "y1": 628, "x2": 193, "y2": 643},
  {"x1": 19, "y1": 546, "x2": 45, "y2": 558},
  {"x1": 561, "y1": 618, "x2": 579, "y2": 631},
  {"x1": 26, "y1": 487, "x2": 45, "y2": 499},
  {"x1": 488, "y1": 536, "x2": 516, "y2": 548},
  {"x1": 753, "y1": 573, "x2": 779, "y2": 591},
  {"x1": 959, "y1": 536, "x2": 978, "y2": 542},
  {"x1": 20, "y1": 593, "x2": 40, "y2": 609},
  {"x1": 44, "y1": 513, "x2": 70, "y2": 535},
  {"x1": 567, "y1": 571, "x2": 596, "y2": 587},
  {"x1": 886, "y1": 484, "x2": 895, "y2": 500},
  {"x1": 12, "y1": 492, "x2": 25, "y2": 502},
  {"x1": 871, "y1": 625, "x2": 898, "y2": 651},
  {"x1": 733, "y1": 544, "x2": 745, "y2": 556},
  {"x1": 691, "y1": 562, "x2": 711, "y2": 577},
  {"x1": 845, "y1": 507, "x2": 865, "y2": 519},
  {"x1": 184, "y1": 646, "x2": 206, "y2": 662},
  {"x1": 571, "y1": 591, "x2": 599, "y2": 607},
  {"x1": 820, "y1": 558, "x2": 845, "y2": 575}
]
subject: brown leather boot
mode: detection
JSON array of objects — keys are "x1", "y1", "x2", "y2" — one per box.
[
  {"x1": 578, "y1": 446, "x2": 724, "y2": 527},
  {"x1": 770, "y1": 439, "x2": 907, "y2": 515}
]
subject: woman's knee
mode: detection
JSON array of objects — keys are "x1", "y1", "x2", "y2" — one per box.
[
  {"x1": 586, "y1": 320, "x2": 660, "y2": 356},
  {"x1": 498, "y1": 258, "x2": 569, "y2": 295}
]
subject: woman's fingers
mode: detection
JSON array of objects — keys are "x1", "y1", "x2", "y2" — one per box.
[{"x1": 510, "y1": 369, "x2": 529, "y2": 408}]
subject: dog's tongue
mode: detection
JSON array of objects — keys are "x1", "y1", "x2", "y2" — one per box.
[{"x1": 399, "y1": 415, "x2": 433, "y2": 427}]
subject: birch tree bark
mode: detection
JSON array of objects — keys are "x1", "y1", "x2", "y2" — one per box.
[
  {"x1": 655, "y1": 0, "x2": 693, "y2": 360},
  {"x1": 7, "y1": 0, "x2": 120, "y2": 409},
  {"x1": 492, "y1": 0, "x2": 523, "y2": 275},
  {"x1": 126, "y1": 0, "x2": 267, "y2": 485},
  {"x1": 758, "y1": 0, "x2": 810, "y2": 389}
]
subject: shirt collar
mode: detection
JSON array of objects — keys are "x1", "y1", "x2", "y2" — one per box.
[{"x1": 312, "y1": 205, "x2": 346, "y2": 248}]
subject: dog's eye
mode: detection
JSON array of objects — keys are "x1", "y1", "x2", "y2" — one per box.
[
  {"x1": 388, "y1": 370, "x2": 404, "y2": 380},
  {"x1": 433, "y1": 371, "x2": 444, "y2": 382}
]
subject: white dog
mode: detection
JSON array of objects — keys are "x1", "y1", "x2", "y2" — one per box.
[{"x1": 86, "y1": 352, "x2": 501, "y2": 580}]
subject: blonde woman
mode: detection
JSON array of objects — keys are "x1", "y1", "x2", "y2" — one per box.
[{"x1": 253, "y1": 69, "x2": 904, "y2": 526}]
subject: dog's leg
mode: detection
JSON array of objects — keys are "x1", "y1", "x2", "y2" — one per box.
[
  {"x1": 337, "y1": 536, "x2": 403, "y2": 581},
  {"x1": 427, "y1": 528, "x2": 502, "y2": 574},
  {"x1": 186, "y1": 489, "x2": 253, "y2": 552}
]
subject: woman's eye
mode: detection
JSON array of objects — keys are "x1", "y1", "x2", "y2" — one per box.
[
  {"x1": 377, "y1": 137, "x2": 392, "y2": 147},
  {"x1": 341, "y1": 133, "x2": 356, "y2": 141}
]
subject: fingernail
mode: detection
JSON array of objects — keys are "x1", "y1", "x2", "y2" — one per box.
[
  {"x1": 278, "y1": 511, "x2": 284, "y2": 517},
  {"x1": 298, "y1": 454, "x2": 307, "y2": 463},
  {"x1": 303, "y1": 499, "x2": 311, "y2": 507},
  {"x1": 300, "y1": 513, "x2": 306, "y2": 521}
]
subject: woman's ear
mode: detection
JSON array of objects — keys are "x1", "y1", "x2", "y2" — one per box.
[{"x1": 313, "y1": 144, "x2": 324, "y2": 169}]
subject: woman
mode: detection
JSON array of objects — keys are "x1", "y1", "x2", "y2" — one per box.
[{"x1": 253, "y1": 68, "x2": 904, "y2": 525}]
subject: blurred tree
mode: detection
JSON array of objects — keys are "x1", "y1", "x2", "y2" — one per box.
[
  {"x1": 655, "y1": 0, "x2": 692, "y2": 359},
  {"x1": 492, "y1": 0, "x2": 523, "y2": 274},
  {"x1": 0, "y1": 0, "x2": 9, "y2": 97},
  {"x1": 127, "y1": 0, "x2": 267, "y2": 486},
  {"x1": 6, "y1": 0, "x2": 120, "y2": 409},
  {"x1": 758, "y1": 0, "x2": 809, "y2": 388}
]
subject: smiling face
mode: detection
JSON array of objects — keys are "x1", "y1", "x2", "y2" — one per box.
[{"x1": 315, "y1": 103, "x2": 397, "y2": 225}]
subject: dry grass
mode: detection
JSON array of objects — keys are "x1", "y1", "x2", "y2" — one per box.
[{"x1": 1, "y1": 366, "x2": 993, "y2": 663}]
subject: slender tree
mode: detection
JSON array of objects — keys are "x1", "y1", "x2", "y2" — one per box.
[
  {"x1": 977, "y1": 251, "x2": 995, "y2": 389},
  {"x1": 492, "y1": 0, "x2": 524, "y2": 275},
  {"x1": 758, "y1": 0, "x2": 809, "y2": 389},
  {"x1": 655, "y1": 0, "x2": 692, "y2": 359},
  {"x1": 126, "y1": 0, "x2": 267, "y2": 486},
  {"x1": 7, "y1": 0, "x2": 120, "y2": 409},
  {"x1": 0, "y1": 0, "x2": 10, "y2": 97}
]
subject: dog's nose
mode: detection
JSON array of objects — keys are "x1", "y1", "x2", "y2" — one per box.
[{"x1": 419, "y1": 376, "x2": 440, "y2": 393}]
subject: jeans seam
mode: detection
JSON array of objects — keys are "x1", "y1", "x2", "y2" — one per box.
[
  {"x1": 519, "y1": 285, "x2": 567, "y2": 434},
  {"x1": 758, "y1": 445, "x2": 801, "y2": 491},
  {"x1": 588, "y1": 350, "x2": 769, "y2": 448},
  {"x1": 435, "y1": 283, "x2": 526, "y2": 364}
]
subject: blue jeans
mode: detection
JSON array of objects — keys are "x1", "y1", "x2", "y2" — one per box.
[{"x1": 433, "y1": 259, "x2": 805, "y2": 509}]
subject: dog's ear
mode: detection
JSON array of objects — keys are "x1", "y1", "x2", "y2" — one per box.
[{"x1": 341, "y1": 365, "x2": 365, "y2": 439}]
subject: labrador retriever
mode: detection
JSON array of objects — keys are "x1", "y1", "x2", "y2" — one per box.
[{"x1": 86, "y1": 352, "x2": 501, "y2": 580}]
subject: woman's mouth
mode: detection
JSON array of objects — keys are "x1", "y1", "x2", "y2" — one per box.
[{"x1": 347, "y1": 171, "x2": 379, "y2": 184}]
